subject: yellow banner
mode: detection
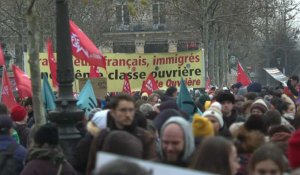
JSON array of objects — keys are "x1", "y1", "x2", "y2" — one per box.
[{"x1": 24, "y1": 50, "x2": 205, "y2": 92}]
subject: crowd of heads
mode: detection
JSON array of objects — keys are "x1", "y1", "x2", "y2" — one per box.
[{"x1": 1, "y1": 76, "x2": 300, "y2": 175}]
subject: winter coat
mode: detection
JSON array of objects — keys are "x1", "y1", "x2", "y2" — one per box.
[
  {"x1": 15, "y1": 124, "x2": 30, "y2": 148},
  {"x1": 223, "y1": 110, "x2": 245, "y2": 129},
  {"x1": 86, "y1": 112, "x2": 156, "y2": 175},
  {"x1": 232, "y1": 125, "x2": 266, "y2": 175},
  {"x1": 21, "y1": 145, "x2": 77, "y2": 175},
  {"x1": 218, "y1": 125, "x2": 232, "y2": 138},
  {"x1": 72, "y1": 121, "x2": 100, "y2": 174},
  {"x1": 0, "y1": 135, "x2": 27, "y2": 173}
]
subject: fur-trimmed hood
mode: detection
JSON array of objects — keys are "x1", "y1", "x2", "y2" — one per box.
[
  {"x1": 86, "y1": 121, "x2": 101, "y2": 137},
  {"x1": 86, "y1": 110, "x2": 109, "y2": 137}
]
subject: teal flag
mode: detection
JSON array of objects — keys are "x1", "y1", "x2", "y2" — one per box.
[
  {"x1": 42, "y1": 76, "x2": 56, "y2": 111},
  {"x1": 77, "y1": 80, "x2": 98, "y2": 117},
  {"x1": 177, "y1": 77, "x2": 199, "y2": 119}
]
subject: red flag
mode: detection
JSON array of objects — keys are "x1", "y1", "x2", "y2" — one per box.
[
  {"x1": 141, "y1": 73, "x2": 159, "y2": 95},
  {"x1": 12, "y1": 64, "x2": 32, "y2": 98},
  {"x1": 1, "y1": 68, "x2": 17, "y2": 110},
  {"x1": 237, "y1": 62, "x2": 252, "y2": 86},
  {"x1": 46, "y1": 38, "x2": 58, "y2": 88},
  {"x1": 122, "y1": 74, "x2": 131, "y2": 94},
  {"x1": 0, "y1": 44, "x2": 5, "y2": 66},
  {"x1": 205, "y1": 76, "x2": 211, "y2": 92},
  {"x1": 89, "y1": 65, "x2": 100, "y2": 78},
  {"x1": 69, "y1": 20, "x2": 106, "y2": 69}
]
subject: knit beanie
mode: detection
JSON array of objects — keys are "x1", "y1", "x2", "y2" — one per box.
[
  {"x1": 202, "y1": 102, "x2": 224, "y2": 128},
  {"x1": 11, "y1": 105, "x2": 27, "y2": 122},
  {"x1": 139, "y1": 103, "x2": 153, "y2": 116},
  {"x1": 288, "y1": 129, "x2": 300, "y2": 169},
  {"x1": 34, "y1": 123, "x2": 59, "y2": 146},
  {"x1": 92, "y1": 109, "x2": 109, "y2": 129},
  {"x1": 158, "y1": 101, "x2": 179, "y2": 112},
  {"x1": 250, "y1": 99, "x2": 268, "y2": 114},
  {"x1": 192, "y1": 114, "x2": 214, "y2": 137},
  {"x1": 160, "y1": 117, "x2": 195, "y2": 162},
  {"x1": 153, "y1": 109, "x2": 182, "y2": 132}
]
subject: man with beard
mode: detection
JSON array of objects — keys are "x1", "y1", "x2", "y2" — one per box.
[
  {"x1": 86, "y1": 94, "x2": 155, "y2": 175},
  {"x1": 159, "y1": 117, "x2": 195, "y2": 167}
]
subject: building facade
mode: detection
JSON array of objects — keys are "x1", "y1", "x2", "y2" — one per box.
[{"x1": 100, "y1": 0, "x2": 200, "y2": 54}]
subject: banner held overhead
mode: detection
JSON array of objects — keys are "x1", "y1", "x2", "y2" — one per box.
[{"x1": 24, "y1": 50, "x2": 205, "y2": 92}]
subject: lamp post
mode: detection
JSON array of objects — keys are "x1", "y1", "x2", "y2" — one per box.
[{"x1": 48, "y1": 0, "x2": 83, "y2": 162}]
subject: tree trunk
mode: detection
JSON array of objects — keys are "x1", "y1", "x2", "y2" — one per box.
[
  {"x1": 203, "y1": 13, "x2": 210, "y2": 83},
  {"x1": 26, "y1": 0, "x2": 46, "y2": 129},
  {"x1": 219, "y1": 37, "x2": 225, "y2": 87},
  {"x1": 224, "y1": 40, "x2": 229, "y2": 86},
  {"x1": 212, "y1": 27, "x2": 219, "y2": 87},
  {"x1": 208, "y1": 24, "x2": 215, "y2": 84}
]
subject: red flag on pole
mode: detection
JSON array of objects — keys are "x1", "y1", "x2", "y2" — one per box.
[
  {"x1": 69, "y1": 20, "x2": 106, "y2": 69},
  {"x1": 205, "y1": 76, "x2": 211, "y2": 92},
  {"x1": 12, "y1": 64, "x2": 32, "y2": 98},
  {"x1": 46, "y1": 38, "x2": 58, "y2": 88},
  {"x1": 0, "y1": 44, "x2": 5, "y2": 66},
  {"x1": 89, "y1": 65, "x2": 100, "y2": 78},
  {"x1": 237, "y1": 62, "x2": 252, "y2": 86},
  {"x1": 122, "y1": 74, "x2": 131, "y2": 94},
  {"x1": 1, "y1": 68, "x2": 17, "y2": 110},
  {"x1": 141, "y1": 73, "x2": 159, "y2": 95}
]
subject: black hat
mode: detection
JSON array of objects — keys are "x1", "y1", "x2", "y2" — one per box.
[
  {"x1": 247, "y1": 82, "x2": 262, "y2": 93},
  {"x1": 34, "y1": 123, "x2": 59, "y2": 146},
  {"x1": 0, "y1": 115, "x2": 13, "y2": 134},
  {"x1": 217, "y1": 92, "x2": 235, "y2": 104},
  {"x1": 158, "y1": 101, "x2": 179, "y2": 112},
  {"x1": 153, "y1": 109, "x2": 181, "y2": 132},
  {"x1": 245, "y1": 114, "x2": 268, "y2": 134}
]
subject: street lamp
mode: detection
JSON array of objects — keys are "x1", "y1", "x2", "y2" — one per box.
[{"x1": 48, "y1": 0, "x2": 84, "y2": 162}]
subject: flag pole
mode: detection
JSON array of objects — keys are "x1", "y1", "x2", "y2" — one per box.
[{"x1": 0, "y1": 66, "x2": 4, "y2": 102}]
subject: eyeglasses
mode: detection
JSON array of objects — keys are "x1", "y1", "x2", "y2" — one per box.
[{"x1": 117, "y1": 108, "x2": 135, "y2": 113}]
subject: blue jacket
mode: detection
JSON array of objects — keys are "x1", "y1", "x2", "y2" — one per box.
[{"x1": 0, "y1": 135, "x2": 27, "y2": 172}]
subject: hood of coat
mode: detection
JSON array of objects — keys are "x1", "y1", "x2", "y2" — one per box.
[{"x1": 159, "y1": 117, "x2": 195, "y2": 163}]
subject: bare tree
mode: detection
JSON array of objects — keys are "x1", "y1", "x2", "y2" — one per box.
[{"x1": 26, "y1": 0, "x2": 45, "y2": 129}]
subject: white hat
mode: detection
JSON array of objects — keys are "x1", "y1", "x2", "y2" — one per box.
[
  {"x1": 203, "y1": 102, "x2": 224, "y2": 128},
  {"x1": 92, "y1": 109, "x2": 109, "y2": 129}
]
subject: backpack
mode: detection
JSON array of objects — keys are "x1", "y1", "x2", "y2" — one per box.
[{"x1": 0, "y1": 143, "x2": 20, "y2": 175}]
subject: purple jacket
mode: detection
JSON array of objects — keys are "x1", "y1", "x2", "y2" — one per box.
[
  {"x1": 21, "y1": 160, "x2": 77, "y2": 175},
  {"x1": 0, "y1": 135, "x2": 27, "y2": 173}
]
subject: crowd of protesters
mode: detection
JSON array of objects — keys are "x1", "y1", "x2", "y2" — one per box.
[{"x1": 1, "y1": 75, "x2": 300, "y2": 175}]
